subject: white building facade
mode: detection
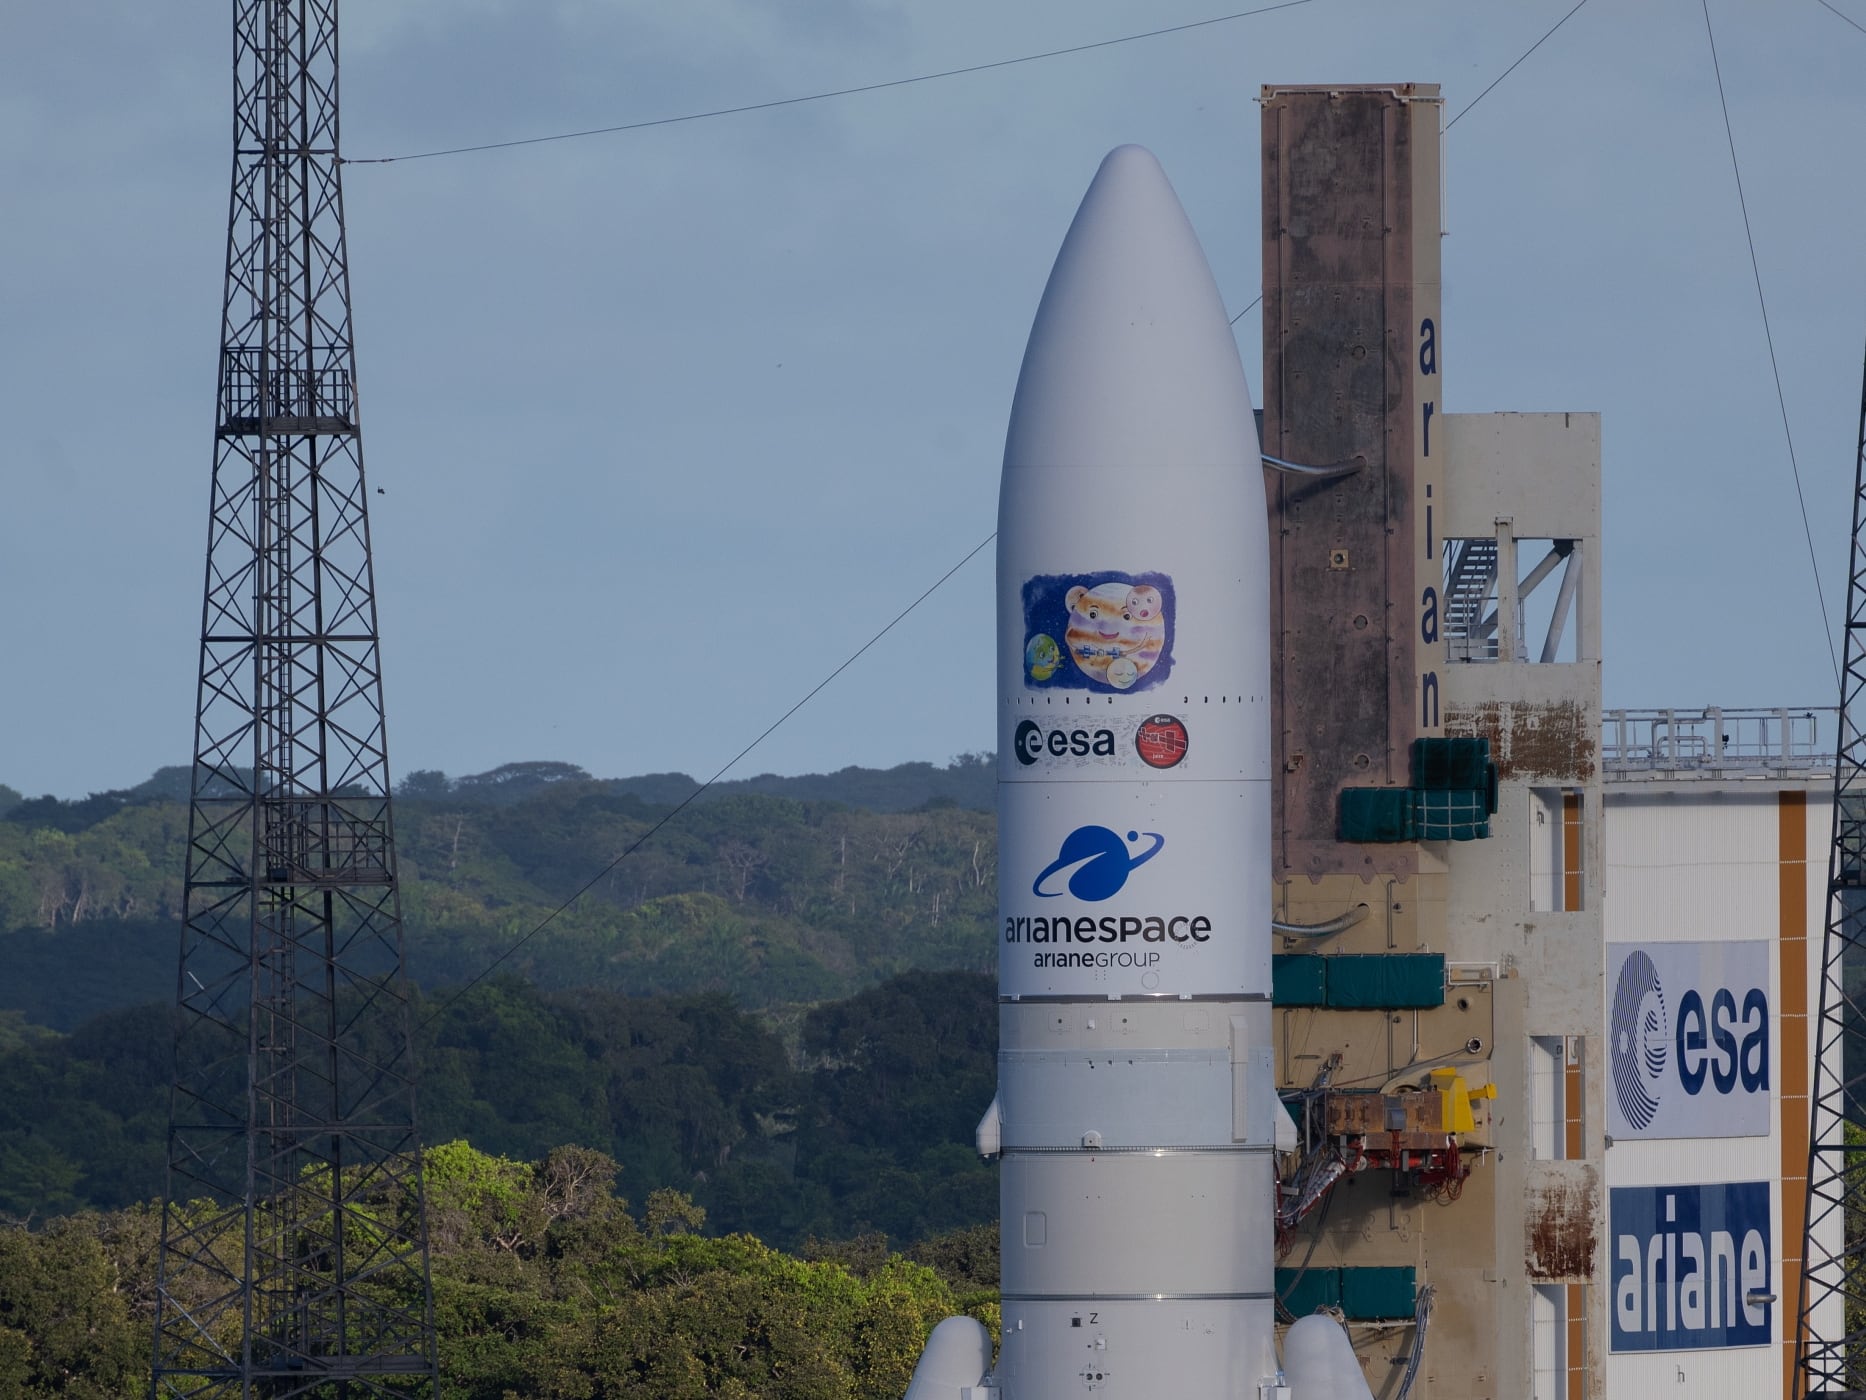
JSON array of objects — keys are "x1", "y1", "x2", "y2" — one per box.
[{"x1": 1600, "y1": 707, "x2": 1840, "y2": 1400}]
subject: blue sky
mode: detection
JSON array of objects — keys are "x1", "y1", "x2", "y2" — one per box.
[{"x1": 4, "y1": 0, "x2": 1863, "y2": 797}]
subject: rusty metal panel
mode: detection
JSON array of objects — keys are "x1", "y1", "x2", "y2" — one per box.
[
  {"x1": 1449, "y1": 698, "x2": 1597, "y2": 783},
  {"x1": 1325, "y1": 1089, "x2": 1445, "y2": 1138},
  {"x1": 1525, "y1": 1166, "x2": 1601, "y2": 1282},
  {"x1": 1261, "y1": 85, "x2": 1441, "y2": 882}
]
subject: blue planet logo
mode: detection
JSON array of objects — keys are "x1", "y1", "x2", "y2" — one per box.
[{"x1": 1032, "y1": 825, "x2": 1164, "y2": 901}]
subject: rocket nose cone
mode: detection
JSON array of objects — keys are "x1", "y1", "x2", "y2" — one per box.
[{"x1": 1004, "y1": 144, "x2": 1257, "y2": 473}]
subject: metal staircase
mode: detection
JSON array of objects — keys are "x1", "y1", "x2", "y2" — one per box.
[{"x1": 1442, "y1": 537, "x2": 1499, "y2": 661}]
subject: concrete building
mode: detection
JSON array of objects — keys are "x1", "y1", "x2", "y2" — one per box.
[
  {"x1": 1262, "y1": 84, "x2": 1607, "y2": 1400},
  {"x1": 1254, "y1": 80, "x2": 1851, "y2": 1400}
]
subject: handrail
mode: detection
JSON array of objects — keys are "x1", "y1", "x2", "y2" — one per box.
[
  {"x1": 1263, "y1": 453, "x2": 1365, "y2": 479},
  {"x1": 1273, "y1": 904, "x2": 1371, "y2": 939}
]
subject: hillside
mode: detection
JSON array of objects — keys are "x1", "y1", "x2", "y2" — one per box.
[
  {"x1": 0, "y1": 972, "x2": 998, "y2": 1248},
  {"x1": 0, "y1": 757, "x2": 998, "y2": 1030}
]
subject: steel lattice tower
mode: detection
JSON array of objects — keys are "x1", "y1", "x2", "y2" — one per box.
[
  {"x1": 150, "y1": 2, "x2": 437, "y2": 1395},
  {"x1": 1797, "y1": 347, "x2": 1866, "y2": 1400}
]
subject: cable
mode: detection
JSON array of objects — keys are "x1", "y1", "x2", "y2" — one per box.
[
  {"x1": 421, "y1": 529, "x2": 996, "y2": 1025},
  {"x1": 1815, "y1": 0, "x2": 1866, "y2": 38},
  {"x1": 1393, "y1": 1284, "x2": 1437, "y2": 1400},
  {"x1": 1445, "y1": 0, "x2": 1593, "y2": 131},
  {"x1": 1701, "y1": 0, "x2": 1841, "y2": 688},
  {"x1": 1230, "y1": 294, "x2": 1263, "y2": 327},
  {"x1": 345, "y1": 1, "x2": 1315, "y2": 166},
  {"x1": 1275, "y1": 1179, "x2": 1337, "y2": 1322}
]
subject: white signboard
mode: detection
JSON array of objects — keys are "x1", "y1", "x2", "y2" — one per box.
[{"x1": 1606, "y1": 941, "x2": 1771, "y2": 1141}]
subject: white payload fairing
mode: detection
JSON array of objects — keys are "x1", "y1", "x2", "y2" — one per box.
[
  {"x1": 987, "y1": 142, "x2": 1277, "y2": 1400},
  {"x1": 904, "y1": 144, "x2": 1374, "y2": 1400}
]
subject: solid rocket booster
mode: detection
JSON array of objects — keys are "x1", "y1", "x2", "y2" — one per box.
[{"x1": 990, "y1": 145, "x2": 1277, "y2": 1396}]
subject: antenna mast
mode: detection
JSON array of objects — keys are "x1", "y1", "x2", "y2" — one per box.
[
  {"x1": 1795, "y1": 348, "x2": 1866, "y2": 1399},
  {"x1": 151, "y1": 2, "x2": 437, "y2": 1393}
]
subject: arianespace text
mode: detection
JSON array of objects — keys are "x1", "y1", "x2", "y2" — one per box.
[
  {"x1": 1007, "y1": 914, "x2": 1212, "y2": 970},
  {"x1": 1003, "y1": 913, "x2": 1213, "y2": 944}
]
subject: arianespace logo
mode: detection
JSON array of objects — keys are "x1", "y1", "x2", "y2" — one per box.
[
  {"x1": 1032, "y1": 826, "x2": 1163, "y2": 901},
  {"x1": 1005, "y1": 824, "x2": 1213, "y2": 965},
  {"x1": 1606, "y1": 943, "x2": 1770, "y2": 1141}
]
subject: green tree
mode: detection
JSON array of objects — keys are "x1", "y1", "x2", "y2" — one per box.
[{"x1": 0, "y1": 1219, "x2": 143, "y2": 1398}]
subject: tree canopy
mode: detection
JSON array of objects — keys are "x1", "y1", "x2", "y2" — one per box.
[{"x1": 0, "y1": 1140, "x2": 1001, "y2": 1400}]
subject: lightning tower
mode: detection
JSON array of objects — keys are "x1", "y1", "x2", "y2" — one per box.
[
  {"x1": 1796, "y1": 350, "x2": 1866, "y2": 1400},
  {"x1": 151, "y1": 2, "x2": 437, "y2": 1394}
]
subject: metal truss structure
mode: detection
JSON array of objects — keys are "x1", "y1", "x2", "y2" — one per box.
[
  {"x1": 1797, "y1": 347, "x2": 1866, "y2": 1400},
  {"x1": 150, "y1": 3, "x2": 437, "y2": 1394}
]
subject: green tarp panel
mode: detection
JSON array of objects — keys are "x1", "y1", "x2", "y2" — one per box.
[
  {"x1": 1341, "y1": 1266, "x2": 1417, "y2": 1320},
  {"x1": 1272, "y1": 954, "x2": 1327, "y2": 1007},
  {"x1": 1324, "y1": 954, "x2": 1446, "y2": 1009},
  {"x1": 1339, "y1": 787, "x2": 1415, "y2": 843},
  {"x1": 1276, "y1": 1267, "x2": 1340, "y2": 1317},
  {"x1": 1412, "y1": 788, "x2": 1491, "y2": 841},
  {"x1": 1344, "y1": 739, "x2": 1498, "y2": 844},
  {"x1": 1410, "y1": 736, "x2": 1491, "y2": 791}
]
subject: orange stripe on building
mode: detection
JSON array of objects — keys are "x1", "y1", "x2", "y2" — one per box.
[
  {"x1": 1562, "y1": 792, "x2": 1583, "y2": 912},
  {"x1": 1779, "y1": 791, "x2": 1809, "y2": 1400},
  {"x1": 1566, "y1": 1040, "x2": 1585, "y2": 1396}
]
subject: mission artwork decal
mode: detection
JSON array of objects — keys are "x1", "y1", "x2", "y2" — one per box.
[{"x1": 1022, "y1": 571, "x2": 1175, "y2": 692}]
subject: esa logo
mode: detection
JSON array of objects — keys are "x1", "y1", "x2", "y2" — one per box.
[
  {"x1": 1610, "y1": 947, "x2": 1768, "y2": 1136},
  {"x1": 1015, "y1": 719, "x2": 1115, "y2": 765},
  {"x1": 1014, "y1": 715, "x2": 1189, "y2": 768}
]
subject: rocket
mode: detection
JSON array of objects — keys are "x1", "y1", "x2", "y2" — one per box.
[
  {"x1": 904, "y1": 142, "x2": 1381, "y2": 1400},
  {"x1": 989, "y1": 141, "x2": 1277, "y2": 1400},
  {"x1": 905, "y1": 145, "x2": 1284, "y2": 1398}
]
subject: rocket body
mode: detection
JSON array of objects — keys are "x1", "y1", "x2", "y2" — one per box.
[{"x1": 991, "y1": 146, "x2": 1276, "y2": 1397}]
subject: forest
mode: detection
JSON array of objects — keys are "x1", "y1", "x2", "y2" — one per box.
[
  {"x1": 0, "y1": 759, "x2": 1004, "y2": 1396},
  {"x1": 0, "y1": 757, "x2": 997, "y2": 1030},
  {"x1": 2, "y1": 1139, "x2": 1002, "y2": 1399},
  {"x1": 0, "y1": 973, "x2": 998, "y2": 1245}
]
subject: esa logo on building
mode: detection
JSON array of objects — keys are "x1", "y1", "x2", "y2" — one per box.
[{"x1": 1607, "y1": 942, "x2": 1769, "y2": 1141}]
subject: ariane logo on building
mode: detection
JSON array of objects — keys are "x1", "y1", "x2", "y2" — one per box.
[
  {"x1": 1013, "y1": 714, "x2": 1189, "y2": 770},
  {"x1": 1609, "y1": 1181, "x2": 1771, "y2": 1353},
  {"x1": 1022, "y1": 571, "x2": 1174, "y2": 692},
  {"x1": 1606, "y1": 942, "x2": 1770, "y2": 1140},
  {"x1": 1033, "y1": 825, "x2": 1163, "y2": 901}
]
